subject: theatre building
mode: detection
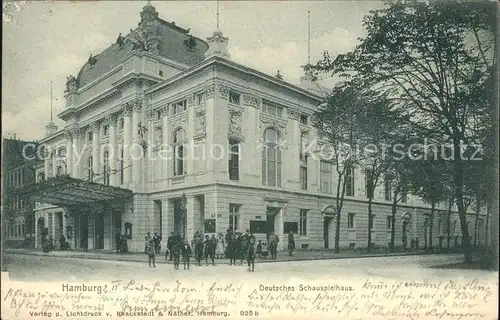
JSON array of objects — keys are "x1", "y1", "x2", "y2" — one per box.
[{"x1": 20, "y1": 3, "x2": 487, "y2": 253}]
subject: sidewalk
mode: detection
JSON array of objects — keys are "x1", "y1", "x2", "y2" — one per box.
[{"x1": 4, "y1": 248, "x2": 439, "y2": 264}]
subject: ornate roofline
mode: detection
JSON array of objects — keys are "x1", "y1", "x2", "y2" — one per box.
[{"x1": 146, "y1": 56, "x2": 324, "y2": 102}]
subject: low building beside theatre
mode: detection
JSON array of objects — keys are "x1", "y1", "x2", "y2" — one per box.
[{"x1": 22, "y1": 3, "x2": 488, "y2": 253}]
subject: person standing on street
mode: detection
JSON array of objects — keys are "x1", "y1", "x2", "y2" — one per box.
[
  {"x1": 172, "y1": 240, "x2": 181, "y2": 270},
  {"x1": 194, "y1": 234, "x2": 204, "y2": 266},
  {"x1": 181, "y1": 239, "x2": 192, "y2": 270},
  {"x1": 247, "y1": 236, "x2": 256, "y2": 272},
  {"x1": 144, "y1": 232, "x2": 151, "y2": 253},
  {"x1": 166, "y1": 232, "x2": 176, "y2": 261},
  {"x1": 216, "y1": 233, "x2": 225, "y2": 259},
  {"x1": 153, "y1": 232, "x2": 162, "y2": 254},
  {"x1": 228, "y1": 234, "x2": 238, "y2": 265},
  {"x1": 287, "y1": 231, "x2": 295, "y2": 256},
  {"x1": 147, "y1": 240, "x2": 156, "y2": 268}
]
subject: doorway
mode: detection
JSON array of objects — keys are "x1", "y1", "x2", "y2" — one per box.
[
  {"x1": 80, "y1": 214, "x2": 89, "y2": 249},
  {"x1": 323, "y1": 217, "x2": 334, "y2": 249},
  {"x1": 95, "y1": 213, "x2": 104, "y2": 249},
  {"x1": 112, "y1": 211, "x2": 122, "y2": 251}
]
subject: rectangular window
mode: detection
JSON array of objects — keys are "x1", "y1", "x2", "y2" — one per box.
[
  {"x1": 229, "y1": 90, "x2": 241, "y2": 105},
  {"x1": 300, "y1": 154, "x2": 308, "y2": 190},
  {"x1": 172, "y1": 100, "x2": 187, "y2": 114},
  {"x1": 384, "y1": 175, "x2": 392, "y2": 201},
  {"x1": 156, "y1": 110, "x2": 162, "y2": 120},
  {"x1": 299, "y1": 209, "x2": 308, "y2": 236},
  {"x1": 386, "y1": 216, "x2": 392, "y2": 230},
  {"x1": 229, "y1": 204, "x2": 241, "y2": 232},
  {"x1": 300, "y1": 114, "x2": 308, "y2": 125},
  {"x1": 119, "y1": 118, "x2": 124, "y2": 131},
  {"x1": 87, "y1": 131, "x2": 93, "y2": 142},
  {"x1": 103, "y1": 125, "x2": 109, "y2": 137},
  {"x1": 262, "y1": 100, "x2": 283, "y2": 117},
  {"x1": 438, "y1": 219, "x2": 442, "y2": 235},
  {"x1": 228, "y1": 139, "x2": 240, "y2": 181},
  {"x1": 348, "y1": 213, "x2": 356, "y2": 229},
  {"x1": 196, "y1": 92, "x2": 206, "y2": 105},
  {"x1": 320, "y1": 161, "x2": 333, "y2": 194},
  {"x1": 346, "y1": 166, "x2": 355, "y2": 196}
]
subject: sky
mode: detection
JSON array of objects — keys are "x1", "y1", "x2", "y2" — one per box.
[{"x1": 2, "y1": 0, "x2": 385, "y2": 141}]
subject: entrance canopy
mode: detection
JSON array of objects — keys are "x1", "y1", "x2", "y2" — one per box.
[{"x1": 16, "y1": 175, "x2": 132, "y2": 207}]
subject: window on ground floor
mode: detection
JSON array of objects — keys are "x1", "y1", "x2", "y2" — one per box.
[
  {"x1": 229, "y1": 203, "x2": 241, "y2": 232},
  {"x1": 348, "y1": 213, "x2": 356, "y2": 229},
  {"x1": 386, "y1": 215, "x2": 392, "y2": 230},
  {"x1": 299, "y1": 209, "x2": 308, "y2": 236}
]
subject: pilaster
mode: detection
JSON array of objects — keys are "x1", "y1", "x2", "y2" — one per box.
[
  {"x1": 91, "y1": 121, "x2": 100, "y2": 182},
  {"x1": 107, "y1": 114, "x2": 118, "y2": 186},
  {"x1": 123, "y1": 104, "x2": 132, "y2": 188}
]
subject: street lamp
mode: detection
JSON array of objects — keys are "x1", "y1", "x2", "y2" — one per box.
[{"x1": 180, "y1": 193, "x2": 187, "y2": 239}]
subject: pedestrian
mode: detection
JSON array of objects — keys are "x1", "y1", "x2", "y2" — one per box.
[
  {"x1": 153, "y1": 232, "x2": 162, "y2": 254},
  {"x1": 203, "y1": 235, "x2": 211, "y2": 265},
  {"x1": 166, "y1": 232, "x2": 176, "y2": 261},
  {"x1": 172, "y1": 240, "x2": 181, "y2": 270},
  {"x1": 228, "y1": 234, "x2": 238, "y2": 265},
  {"x1": 287, "y1": 231, "x2": 295, "y2": 256},
  {"x1": 239, "y1": 230, "x2": 250, "y2": 265},
  {"x1": 208, "y1": 234, "x2": 217, "y2": 266},
  {"x1": 269, "y1": 233, "x2": 279, "y2": 259},
  {"x1": 256, "y1": 240, "x2": 263, "y2": 259},
  {"x1": 194, "y1": 234, "x2": 204, "y2": 266},
  {"x1": 224, "y1": 229, "x2": 233, "y2": 257},
  {"x1": 216, "y1": 233, "x2": 225, "y2": 259},
  {"x1": 144, "y1": 232, "x2": 151, "y2": 253},
  {"x1": 247, "y1": 236, "x2": 256, "y2": 272},
  {"x1": 147, "y1": 240, "x2": 156, "y2": 267},
  {"x1": 181, "y1": 239, "x2": 192, "y2": 270},
  {"x1": 116, "y1": 233, "x2": 121, "y2": 253}
]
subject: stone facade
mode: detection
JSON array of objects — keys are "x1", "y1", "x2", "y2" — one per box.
[{"x1": 32, "y1": 4, "x2": 489, "y2": 253}]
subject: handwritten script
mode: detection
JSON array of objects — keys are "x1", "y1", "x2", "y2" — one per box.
[{"x1": 1, "y1": 275, "x2": 497, "y2": 319}]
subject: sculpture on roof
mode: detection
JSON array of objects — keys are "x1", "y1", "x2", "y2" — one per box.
[
  {"x1": 132, "y1": 28, "x2": 160, "y2": 55},
  {"x1": 65, "y1": 75, "x2": 77, "y2": 93},
  {"x1": 275, "y1": 70, "x2": 283, "y2": 80}
]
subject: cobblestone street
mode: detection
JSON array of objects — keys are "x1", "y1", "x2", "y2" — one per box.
[{"x1": 2, "y1": 252, "x2": 485, "y2": 283}]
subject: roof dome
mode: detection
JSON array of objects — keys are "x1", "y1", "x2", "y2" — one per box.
[{"x1": 74, "y1": 4, "x2": 208, "y2": 89}]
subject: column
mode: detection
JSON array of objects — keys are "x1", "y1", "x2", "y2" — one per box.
[
  {"x1": 52, "y1": 151, "x2": 57, "y2": 177},
  {"x1": 186, "y1": 195, "x2": 196, "y2": 241},
  {"x1": 162, "y1": 105, "x2": 170, "y2": 187},
  {"x1": 187, "y1": 95, "x2": 195, "y2": 175},
  {"x1": 123, "y1": 104, "x2": 132, "y2": 188},
  {"x1": 146, "y1": 110, "x2": 155, "y2": 189},
  {"x1": 107, "y1": 114, "x2": 118, "y2": 186},
  {"x1": 72, "y1": 127, "x2": 81, "y2": 178},
  {"x1": 276, "y1": 208, "x2": 284, "y2": 251},
  {"x1": 132, "y1": 99, "x2": 142, "y2": 189},
  {"x1": 44, "y1": 151, "x2": 51, "y2": 178},
  {"x1": 91, "y1": 121, "x2": 100, "y2": 182},
  {"x1": 65, "y1": 131, "x2": 73, "y2": 177}
]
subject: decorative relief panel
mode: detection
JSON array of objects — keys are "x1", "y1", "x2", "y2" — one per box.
[
  {"x1": 243, "y1": 93, "x2": 261, "y2": 108},
  {"x1": 259, "y1": 114, "x2": 287, "y2": 134},
  {"x1": 153, "y1": 124, "x2": 163, "y2": 150},
  {"x1": 205, "y1": 85, "x2": 215, "y2": 99},
  {"x1": 195, "y1": 108, "x2": 207, "y2": 137},
  {"x1": 170, "y1": 113, "x2": 188, "y2": 129},
  {"x1": 229, "y1": 108, "x2": 243, "y2": 137},
  {"x1": 217, "y1": 83, "x2": 230, "y2": 100},
  {"x1": 287, "y1": 107, "x2": 301, "y2": 121},
  {"x1": 106, "y1": 114, "x2": 118, "y2": 126}
]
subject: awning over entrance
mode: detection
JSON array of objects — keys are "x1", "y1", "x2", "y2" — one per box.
[{"x1": 16, "y1": 175, "x2": 132, "y2": 207}]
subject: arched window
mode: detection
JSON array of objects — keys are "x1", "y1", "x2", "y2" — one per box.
[
  {"x1": 173, "y1": 129, "x2": 186, "y2": 176},
  {"x1": 262, "y1": 128, "x2": 282, "y2": 187},
  {"x1": 119, "y1": 148, "x2": 124, "y2": 185},
  {"x1": 103, "y1": 151, "x2": 110, "y2": 185},
  {"x1": 87, "y1": 156, "x2": 93, "y2": 181}
]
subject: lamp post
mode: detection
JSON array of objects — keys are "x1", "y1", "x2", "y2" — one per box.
[{"x1": 180, "y1": 193, "x2": 187, "y2": 239}]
